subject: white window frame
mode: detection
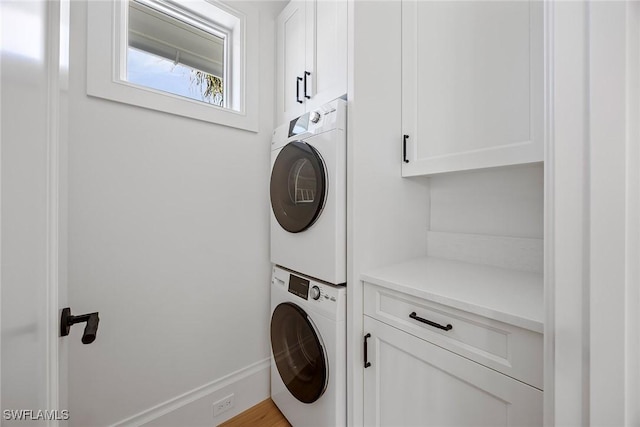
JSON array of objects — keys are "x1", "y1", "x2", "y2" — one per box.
[
  {"x1": 87, "y1": 0, "x2": 259, "y2": 132},
  {"x1": 126, "y1": 0, "x2": 231, "y2": 109}
]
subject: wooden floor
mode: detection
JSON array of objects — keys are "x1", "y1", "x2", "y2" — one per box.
[{"x1": 219, "y1": 398, "x2": 291, "y2": 427}]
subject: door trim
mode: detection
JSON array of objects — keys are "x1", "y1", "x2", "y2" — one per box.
[
  {"x1": 542, "y1": 1, "x2": 555, "y2": 424},
  {"x1": 545, "y1": 1, "x2": 640, "y2": 424},
  {"x1": 44, "y1": 0, "x2": 69, "y2": 420},
  {"x1": 0, "y1": 0, "x2": 67, "y2": 421}
]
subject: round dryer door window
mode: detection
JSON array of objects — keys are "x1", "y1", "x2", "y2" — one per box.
[
  {"x1": 270, "y1": 302, "x2": 328, "y2": 404},
  {"x1": 270, "y1": 141, "x2": 327, "y2": 233}
]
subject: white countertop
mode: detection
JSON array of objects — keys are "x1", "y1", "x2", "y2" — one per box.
[{"x1": 361, "y1": 256, "x2": 544, "y2": 333}]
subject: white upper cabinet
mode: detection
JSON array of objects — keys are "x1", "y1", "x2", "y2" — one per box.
[
  {"x1": 276, "y1": 1, "x2": 306, "y2": 123},
  {"x1": 401, "y1": 0, "x2": 543, "y2": 176},
  {"x1": 276, "y1": 0, "x2": 347, "y2": 125}
]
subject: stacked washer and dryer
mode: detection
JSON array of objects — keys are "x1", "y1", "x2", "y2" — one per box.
[{"x1": 269, "y1": 98, "x2": 347, "y2": 427}]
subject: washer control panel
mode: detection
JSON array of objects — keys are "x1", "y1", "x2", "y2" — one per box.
[
  {"x1": 287, "y1": 274, "x2": 338, "y2": 303},
  {"x1": 272, "y1": 266, "x2": 346, "y2": 320},
  {"x1": 288, "y1": 274, "x2": 310, "y2": 300},
  {"x1": 310, "y1": 285, "x2": 321, "y2": 300},
  {"x1": 317, "y1": 286, "x2": 338, "y2": 302}
]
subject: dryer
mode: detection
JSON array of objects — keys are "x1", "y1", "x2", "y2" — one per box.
[
  {"x1": 270, "y1": 266, "x2": 346, "y2": 427},
  {"x1": 270, "y1": 99, "x2": 346, "y2": 285}
]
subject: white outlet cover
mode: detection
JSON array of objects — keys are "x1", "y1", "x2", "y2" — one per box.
[{"x1": 213, "y1": 394, "x2": 235, "y2": 417}]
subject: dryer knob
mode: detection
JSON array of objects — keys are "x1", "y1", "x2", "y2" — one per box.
[
  {"x1": 310, "y1": 111, "x2": 321, "y2": 124},
  {"x1": 310, "y1": 285, "x2": 321, "y2": 300}
]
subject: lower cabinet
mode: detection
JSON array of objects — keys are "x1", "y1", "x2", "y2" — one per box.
[{"x1": 363, "y1": 316, "x2": 543, "y2": 427}]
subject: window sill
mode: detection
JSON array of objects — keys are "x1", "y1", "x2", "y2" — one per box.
[{"x1": 86, "y1": 0, "x2": 259, "y2": 132}]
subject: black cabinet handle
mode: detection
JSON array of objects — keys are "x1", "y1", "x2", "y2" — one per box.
[
  {"x1": 403, "y1": 134, "x2": 410, "y2": 163},
  {"x1": 304, "y1": 71, "x2": 311, "y2": 99},
  {"x1": 296, "y1": 77, "x2": 303, "y2": 104},
  {"x1": 409, "y1": 312, "x2": 452, "y2": 331},
  {"x1": 60, "y1": 307, "x2": 100, "y2": 344},
  {"x1": 364, "y1": 333, "x2": 372, "y2": 368}
]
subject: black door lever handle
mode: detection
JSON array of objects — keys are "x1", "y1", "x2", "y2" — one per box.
[{"x1": 60, "y1": 307, "x2": 100, "y2": 344}]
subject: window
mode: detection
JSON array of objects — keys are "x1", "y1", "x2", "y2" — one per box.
[
  {"x1": 87, "y1": 0, "x2": 259, "y2": 131},
  {"x1": 127, "y1": 0, "x2": 227, "y2": 107}
]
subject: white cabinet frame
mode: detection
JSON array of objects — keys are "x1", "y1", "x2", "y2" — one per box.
[{"x1": 346, "y1": 1, "x2": 640, "y2": 426}]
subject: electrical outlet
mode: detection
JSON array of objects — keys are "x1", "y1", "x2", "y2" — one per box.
[{"x1": 213, "y1": 394, "x2": 235, "y2": 417}]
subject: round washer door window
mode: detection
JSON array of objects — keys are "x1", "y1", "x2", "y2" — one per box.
[
  {"x1": 270, "y1": 302, "x2": 328, "y2": 403},
  {"x1": 270, "y1": 141, "x2": 327, "y2": 233}
]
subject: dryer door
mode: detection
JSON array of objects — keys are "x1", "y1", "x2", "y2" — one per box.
[
  {"x1": 270, "y1": 302, "x2": 328, "y2": 403},
  {"x1": 270, "y1": 141, "x2": 327, "y2": 233}
]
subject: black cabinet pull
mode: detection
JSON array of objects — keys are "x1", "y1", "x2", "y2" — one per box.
[
  {"x1": 403, "y1": 134, "x2": 410, "y2": 163},
  {"x1": 304, "y1": 71, "x2": 311, "y2": 99},
  {"x1": 60, "y1": 307, "x2": 100, "y2": 344},
  {"x1": 409, "y1": 312, "x2": 452, "y2": 331},
  {"x1": 364, "y1": 333, "x2": 372, "y2": 368},
  {"x1": 296, "y1": 77, "x2": 303, "y2": 104}
]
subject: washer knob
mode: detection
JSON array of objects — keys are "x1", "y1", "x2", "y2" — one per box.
[
  {"x1": 310, "y1": 111, "x2": 321, "y2": 124},
  {"x1": 310, "y1": 285, "x2": 321, "y2": 300}
]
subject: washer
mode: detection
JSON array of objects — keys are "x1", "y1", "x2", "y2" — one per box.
[
  {"x1": 270, "y1": 99, "x2": 346, "y2": 285},
  {"x1": 270, "y1": 266, "x2": 346, "y2": 427}
]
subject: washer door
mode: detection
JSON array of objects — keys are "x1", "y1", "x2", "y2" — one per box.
[
  {"x1": 270, "y1": 302, "x2": 328, "y2": 404},
  {"x1": 270, "y1": 141, "x2": 327, "y2": 233}
]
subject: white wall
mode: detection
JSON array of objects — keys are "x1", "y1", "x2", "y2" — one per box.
[
  {"x1": 65, "y1": 1, "x2": 282, "y2": 425},
  {"x1": 429, "y1": 165, "x2": 544, "y2": 239},
  {"x1": 426, "y1": 165, "x2": 544, "y2": 272},
  {"x1": 624, "y1": 4, "x2": 640, "y2": 423},
  {"x1": 347, "y1": 1, "x2": 430, "y2": 425}
]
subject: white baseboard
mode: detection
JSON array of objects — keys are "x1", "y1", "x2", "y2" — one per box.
[
  {"x1": 427, "y1": 231, "x2": 543, "y2": 273},
  {"x1": 110, "y1": 358, "x2": 270, "y2": 427}
]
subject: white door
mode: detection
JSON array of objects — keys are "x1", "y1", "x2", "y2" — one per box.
[
  {"x1": 1, "y1": 0, "x2": 68, "y2": 424},
  {"x1": 363, "y1": 317, "x2": 542, "y2": 427}
]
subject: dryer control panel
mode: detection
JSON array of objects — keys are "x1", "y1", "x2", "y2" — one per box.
[
  {"x1": 288, "y1": 103, "x2": 338, "y2": 137},
  {"x1": 271, "y1": 98, "x2": 346, "y2": 151}
]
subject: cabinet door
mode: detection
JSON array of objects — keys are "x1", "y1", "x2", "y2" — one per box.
[
  {"x1": 276, "y1": 1, "x2": 306, "y2": 125},
  {"x1": 304, "y1": 0, "x2": 348, "y2": 111},
  {"x1": 363, "y1": 317, "x2": 542, "y2": 427},
  {"x1": 401, "y1": 0, "x2": 543, "y2": 176}
]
